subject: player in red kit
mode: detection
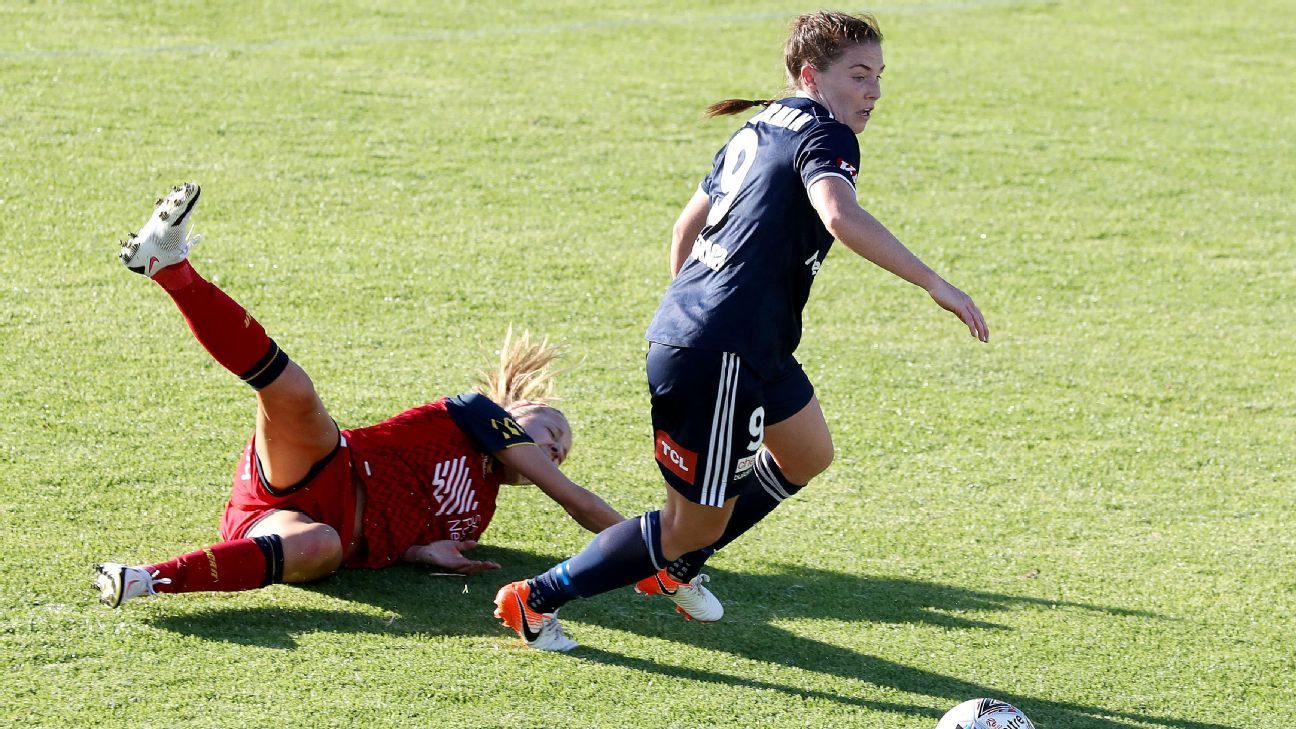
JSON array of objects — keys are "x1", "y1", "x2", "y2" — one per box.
[{"x1": 94, "y1": 184, "x2": 620, "y2": 649}]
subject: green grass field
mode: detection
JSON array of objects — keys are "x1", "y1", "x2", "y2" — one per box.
[{"x1": 2, "y1": 1, "x2": 1293, "y2": 726}]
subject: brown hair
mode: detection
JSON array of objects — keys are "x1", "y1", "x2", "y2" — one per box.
[
  {"x1": 705, "y1": 11, "x2": 884, "y2": 118},
  {"x1": 474, "y1": 327, "x2": 564, "y2": 415}
]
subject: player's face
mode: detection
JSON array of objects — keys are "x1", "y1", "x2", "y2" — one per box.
[
  {"x1": 803, "y1": 42, "x2": 884, "y2": 134},
  {"x1": 516, "y1": 408, "x2": 572, "y2": 467}
]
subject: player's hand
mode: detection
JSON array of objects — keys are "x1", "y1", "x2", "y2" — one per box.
[
  {"x1": 927, "y1": 279, "x2": 989, "y2": 342},
  {"x1": 409, "y1": 540, "x2": 502, "y2": 575}
]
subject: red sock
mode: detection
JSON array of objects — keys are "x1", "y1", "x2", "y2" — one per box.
[
  {"x1": 153, "y1": 260, "x2": 290, "y2": 389},
  {"x1": 146, "y1": 536, "x2": 284, "y2": 594}
]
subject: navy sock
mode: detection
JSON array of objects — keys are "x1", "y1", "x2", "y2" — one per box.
[
  {"x1": 528, "y1": 512, "x2": 667, "y2": 613},
  {"x1": 666, "y1": 450, "x2": 805, "y2": 582}
]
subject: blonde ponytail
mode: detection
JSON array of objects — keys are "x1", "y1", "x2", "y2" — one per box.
[{"x1": 474, "y1": 327, "x2": 563, "y2": 412}]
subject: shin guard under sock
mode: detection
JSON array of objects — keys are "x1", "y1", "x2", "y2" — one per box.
[
  {"x1": 152, "y1": 260, "x2": 290, "y2": 389},
  {"x1": 146, "y1": 535, "x2": 285, "y2": 593},
  {"x1": 527, "y1": 512, "x2": 667, "y2": 613}
]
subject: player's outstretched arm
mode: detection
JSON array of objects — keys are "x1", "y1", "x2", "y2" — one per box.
[
  {"x1": 669, "y1": 189, "x2": 712, "y2": 278},
  {"x1": 493, "y1": 443, "x2": 625, "y2": 533},
  {"x1": 402, "y1": 540, "x2": 501, "y2": 574},
  {"x1": 808, "y1": 176, "x2": 989, "y2": 342}
]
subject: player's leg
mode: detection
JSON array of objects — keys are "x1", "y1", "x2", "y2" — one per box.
[
  {"x1": 91, "y1": 520, "x2": 336, "y2": 608},
  {"x1": 494, "y1": 346, "x2": 749, "y2": 647},
  {"x1": 118, "y1": 183, "x2": 337, "y2": 486},
  {"x1": 252, "y1": 363, "x2": 338, "y2": 486},
  {"x1": 702, "y1": 395, "x2": 831, "y2": 549},
  {"x1": 243, "y1": 510, "x2": 344, "y2": 581},
  {"x1": 91, "y1": 511, "x2": 342, "y2": 608},
  {"x1": 762, "y1": 394, "x2": 834, "y2": 484},
  {"x1": 641, "y1": 366, "x2": 829, "y2": 601},
  {"x1": 659, "y1": 487, "x2": 735, "y2": 560}
]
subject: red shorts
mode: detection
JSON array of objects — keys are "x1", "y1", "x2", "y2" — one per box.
[{"x1": 219, "y1": 434, "x2": 359, "y2": 552}]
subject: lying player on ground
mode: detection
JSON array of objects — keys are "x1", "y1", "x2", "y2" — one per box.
[{"x1": 95, "y1": 184, "x2": 622, "y2": 638}]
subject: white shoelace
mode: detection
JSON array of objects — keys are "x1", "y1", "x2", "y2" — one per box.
[
  {"x1": 679, "y1": 573, "x2": 710, "y2": 594},
  {"x1": 145, "y1": 569, "x2": 172, "y2": 595}
]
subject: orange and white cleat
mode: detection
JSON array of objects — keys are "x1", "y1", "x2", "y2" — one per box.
[
  {"x1": 493, "y1": 580, "x2": 578, "y2": 652},
  {"x1": 635, "y1": 569, "x2": 723, "y2": 623}
]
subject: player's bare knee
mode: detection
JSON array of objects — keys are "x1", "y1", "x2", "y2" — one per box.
[
  {"x1": 258, "y1": 364, "x2": 324, "y2": 413},
  {"x1": 804, "y1": 444, "x2": 835, "y2": 481},
  {"x1": 282, "y1": 524, "x2": 343, "y2": 582},
  {"x1": 779, "y1": 442, "x2": 834, "y2": 484}
]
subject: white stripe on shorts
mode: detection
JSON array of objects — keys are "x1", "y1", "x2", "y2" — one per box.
[{"x1": 701, "y1": 353, "x2": 740, "y2": 507}]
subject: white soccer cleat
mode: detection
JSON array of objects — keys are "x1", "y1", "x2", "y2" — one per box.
[
  {"x1": 118, "y1": 182, "x2": 203, "y2": 277},
  {"x1": 525, "y1": 612, "x2": 578, "y2": 652},
  {"x1": 635, "y1": 570, "x2": 724, "y2": 623},
  {"x1": 93, "y1": 562, "x2": 170, "y2": 608}
]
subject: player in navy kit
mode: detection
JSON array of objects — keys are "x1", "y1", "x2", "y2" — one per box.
[
  {"x1": 495, "y1": 11, "x2": 988, "y2": 651},
  {"x1": 93, "y1": 184, "x2": 622, "y2": 630}
]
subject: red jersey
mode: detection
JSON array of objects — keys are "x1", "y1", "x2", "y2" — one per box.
[{"x1": 343, "y1": 395, "x2": 531, "y2": 568}]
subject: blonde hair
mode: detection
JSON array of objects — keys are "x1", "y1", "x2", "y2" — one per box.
[{"x1": 474, "y1": 327, "x2": 564, "y2": 415}]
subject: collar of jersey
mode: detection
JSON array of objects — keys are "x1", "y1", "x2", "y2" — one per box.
[{"x1": 791, "y1": 91, "x2": 833, "y2": 119}]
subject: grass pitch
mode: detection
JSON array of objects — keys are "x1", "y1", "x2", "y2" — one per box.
[{"x1": 1, "y1": 1, "x2": 1293, "y2": 727}]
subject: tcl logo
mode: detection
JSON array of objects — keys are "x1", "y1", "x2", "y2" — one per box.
[{"x1": 655, "y1": 430, "x2": 697, "y2": 485}]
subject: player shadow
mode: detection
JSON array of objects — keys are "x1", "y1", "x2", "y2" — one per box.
[
  {"x1": 147, "y1": 548, "x2": 1227, "y2": 729},
  {"x1": 557, "y1": 560, "x2": 1227, "y2": 729},
  {"x1": 146, "y1": 546, "x2": 567, "y2": 649}
]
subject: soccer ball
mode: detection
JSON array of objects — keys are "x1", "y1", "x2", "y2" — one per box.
[{"x1": 935, "y1": 698, "x2": 1035, "y2": 729}]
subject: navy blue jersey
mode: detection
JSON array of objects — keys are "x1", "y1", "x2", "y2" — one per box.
[{"x1": 645, "y1": 96, "x2": 861, "y2": 379}]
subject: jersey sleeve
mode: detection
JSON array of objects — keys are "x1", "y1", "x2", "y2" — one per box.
[
  {"x1": 444, "y1": 392, "x2": 536, "y2": 452},
  {"x1": 698, "y1": 142, "x2": 728, "y2": 196},
  {"x1": 795, "y1": 122, "x2": 861, "y2": 191}
]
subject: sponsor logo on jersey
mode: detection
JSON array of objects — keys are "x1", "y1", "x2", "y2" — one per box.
[
  {"x1": 804, "y1": 251, "x2": 823, "y2": 277},
  {"x1": 690, "y1": 235, "x2": 728, "y2": 272},
  {"x1": 432, "y1": 456, "x2": 479, "y2": 515},
  {"x1": 655, "y1": 430, "x2": 697, "y2": 485},
  {"x1": 835, "y1": 157, "x2": 858, "y2": 179},
  {"x1": 734, "y1": 453, "x2": 758, "y2": 479},
  {"x1": 445, "y1": 515, "x2": 482, "y2": 541}
]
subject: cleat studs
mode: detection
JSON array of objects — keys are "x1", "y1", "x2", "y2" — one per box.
[{"x1": 159, "y1": 211, "x2": 169, "y2": 221}]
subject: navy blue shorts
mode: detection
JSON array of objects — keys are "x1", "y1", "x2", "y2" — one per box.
[{"x1": 646, "y1": 343, "x2": 814, "y2": 507}]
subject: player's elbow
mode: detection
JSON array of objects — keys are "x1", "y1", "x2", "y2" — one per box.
[{"x1": 817, "y1": 206, "x2": 854, "y2": 242}]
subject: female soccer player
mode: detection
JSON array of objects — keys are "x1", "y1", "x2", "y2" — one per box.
[
  {"x1": 95, "y1": 183, "x2": 621, "y2": 643},
  {"x1": 495, "y1": 10, "x2": 988, "y2": 650}
]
